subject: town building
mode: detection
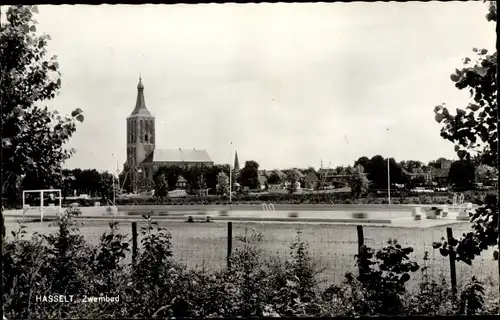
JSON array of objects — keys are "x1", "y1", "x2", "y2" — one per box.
[
  {"x1": 475, "y1": 164, "x2": 498, "y2": 187},
  {"x1": 427, "y1": 159, "x2": 452, "y2": 185},
  {"x1": 304, "y1": 171, "x2": 320, "y2": 190},
  {"x1": 123, "y1": 77, "x2": 214, "y2": 192},
  {"x1": 317, "y1": 169, "x2": 350, "y2": 188}
]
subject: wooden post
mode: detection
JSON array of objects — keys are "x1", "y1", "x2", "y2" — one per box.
[
  {"x1": 357, "y1": 225, "x2": 365, "y2": 278},
  {"x1": 227, "y1": 221, "x2": 233, "y2": 268},
  {"x1": 446, "y1": 227, "x2": 457, "y2": 294},
  {"x1": 132, "y1": 222, "x2": 138, "y2": 265}
]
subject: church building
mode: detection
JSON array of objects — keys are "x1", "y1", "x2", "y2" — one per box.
[{"x1": 124, "y1": 77, "x2": 214, "y2": 191}]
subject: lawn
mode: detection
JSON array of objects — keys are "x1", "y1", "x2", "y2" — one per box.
[{"x1": 4, "y1": 218, "x2": 498, "y2": 294}]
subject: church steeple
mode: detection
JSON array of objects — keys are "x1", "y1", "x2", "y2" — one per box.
[
  {"x1": 131, "y1": 76, "x2": 151, "y2": 117},
  {"x1": 234, "y1": 151, "x2": 240, "y2": 171},
  {"x1": 126, "y1": 76, "x2": 156, "y2": 181}
]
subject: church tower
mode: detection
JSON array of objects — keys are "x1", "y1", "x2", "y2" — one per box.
[{"x1": 126, "y1": 76, "x2": 155, "y2": 184}]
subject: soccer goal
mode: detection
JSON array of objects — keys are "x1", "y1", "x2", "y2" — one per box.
[{"x1": 22, "y1": 189, "x2": 63, "y2": 222}]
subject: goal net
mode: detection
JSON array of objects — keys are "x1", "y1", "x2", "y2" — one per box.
[{"x1": 22, "y1": 189, "x2": 63, "y2": 222}]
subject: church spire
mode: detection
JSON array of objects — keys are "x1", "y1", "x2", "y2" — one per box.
[
  {"x1": 234, "y1": 151, "x2": 240, "y2": 171},
  {"x1": 131, "y1": 76, "x2": 151, "y2": 116}
]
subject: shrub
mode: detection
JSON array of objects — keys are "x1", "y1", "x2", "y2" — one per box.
[
  {"x1": 404, "y1": 251, "x2": 457, "y2": 316},
  {"x1": 323, "y1": 239, "x2": 421, "y2": 317},
  {"x1": 2, "y1": 214, "x2": 497, "y2": 318}
]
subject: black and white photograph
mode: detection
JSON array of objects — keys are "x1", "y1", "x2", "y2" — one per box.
[{"x1": 1, "y1": 1, "x2": 499, "y2": 318}]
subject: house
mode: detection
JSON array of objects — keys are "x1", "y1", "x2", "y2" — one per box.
[
  {"x1": 428, "y1": 159, "x2": 452, "y2": 185},
  {"x1": 258, "y1": 174, "x2": 268, "y2": 190},
  {"x1": 283, "y1": 180, "x2": 301, "y2": 191},
  {"x1": 291, "y1": 168, "x2": 305, "y2": 180},
  {"x1": 317, "y1": 169, "x2": 350, "y2": 188},
  {"x1": 272, "y1": 170, "x2": 287, "y2": 180},
  {"x1": 475, "y1": 165, "x2": 498, "y2": 186},
  {"x1": 258, "y1": 170, "x2": 268, "y2": 177},
  {"x1": 304, "y1": 171, "x2": 320, "y2": 190},
  {"x1": 176, "y1": 175, "x2": 187, "y2": 189},
  {"x1": 400, "y1": 167, "x2": 432, "y2": 184}
]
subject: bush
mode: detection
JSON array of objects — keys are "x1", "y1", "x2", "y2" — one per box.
[{"x1": 2, "y1": 214, "x2": 496, "y2": 318}]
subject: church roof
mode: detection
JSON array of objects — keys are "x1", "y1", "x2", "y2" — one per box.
[
  {"x1": 143, "y1": 148, "x2": 213, "y2": 164},
  {"x1": 129, "y1": 77, "x2": 153, "y2": 118},
  {"x1": 234, "y1": 151, "x2": 240, "y2": 170}
]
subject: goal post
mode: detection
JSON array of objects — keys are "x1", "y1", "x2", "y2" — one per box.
[{"x1": 22, "y1": 189, "x2": 62, "y2": 222}]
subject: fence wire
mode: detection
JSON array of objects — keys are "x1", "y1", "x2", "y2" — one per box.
[{"x1": 4, "y1": 219, "x2": 499, "y2": 296}]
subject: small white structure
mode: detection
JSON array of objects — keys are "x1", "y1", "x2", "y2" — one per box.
[
  {"x1": 94, "y1": 202, "x2": 101, "y2": 207},
  {"x1": 457, "y1": 202, "x2": 473, "y2": 221},
  {"x1": 441, "y1": 205, "x2": 449, "y2": 218},
  {"x1": 426, "y1": 209, "x2": 437, "y2": 219},
  {"x1": 411, "y1": 207, "x2": 422, "y2": 217},
  {"x1": 22, "y1": 189, "x2": 62, "y2": 222}
]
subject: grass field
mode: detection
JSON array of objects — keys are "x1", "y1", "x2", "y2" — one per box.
[{"x1": 4, "y1": 218, "x2": 498, "y2": 294}]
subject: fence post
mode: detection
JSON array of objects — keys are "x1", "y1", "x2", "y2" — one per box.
[
  {"x1": 132, "y1": 222, "x2": 138, "y2": 265},
  {"x1": 227, "y1": 221, "x2": 233, "y2": 268},
  {"x1": 446, "y1": 227, "x2": 457, "y2": 294},
  {"x1": 357, "y1": 225, "x2": 365, "y2": 278}
]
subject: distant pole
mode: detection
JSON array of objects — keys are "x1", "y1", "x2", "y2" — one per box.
[
  {"x1": 112, "y1": 174, "x2": 116, "y2": 204},
  {"x1": 116, "y1": 159, "x2": 120, "y2": 192},
  {"x1": 387, "y1": 158, "x2": 391, "y2": 205},
  {"x1": 387, "y1": 128, "x2": 391, "y2": 206},
  {"x1": 229, "y1": 142, "x2": 233, "y2": 204}
]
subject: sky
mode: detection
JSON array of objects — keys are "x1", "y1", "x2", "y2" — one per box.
[{"x1": 24, "y1": 2, "x2": 496, "y2": 173}]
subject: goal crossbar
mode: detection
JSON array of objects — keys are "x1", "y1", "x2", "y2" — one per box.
[{"x1": 22, "y1": 189, "x2": 62, "y2": 222}]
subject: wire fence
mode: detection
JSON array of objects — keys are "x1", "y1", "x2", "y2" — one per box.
[{"x1": 4, "y1": 219, "x2": 498, "y2": 294}]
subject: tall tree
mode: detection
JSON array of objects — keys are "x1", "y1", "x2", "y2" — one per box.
[
  {"x1": 216, "y1": 171, "x2": 229, "y2": 196},
  {"x1": 154, "y1": 173, "x2": 168, "y2": 200},
  {"x1": 349, "y1": 165, "x2": 370, "y2": 199},
  {"x1": 198, "y1": 174, "x2": 207, "y2": 198},
  {"x1": 1, "y1": 6, "x2": 84, "y2": 203},
  {"x1": 184, "y1": 165, "x2": 202, "y2": 193},
  {"x1": 367, "y1": 155, "x2": 386, "y2": 189},
  {"x1": 431, "y1": 1, "x2": 499, "y2": 266},
  {"x1": 285, "y1": 170, "x2": 300, "y2": 194},
  {"x1": 154, "y1": 165, "x2": 183, "y2": 192},
  {"x1": 203, "y1": 165, "x2": 221, "y2": 194},
  {"x1": 354, "y1": 156, "x2": 371, "y2": 172},
  {"x1": 98, "y1": 171, "x2": 117, "y2": 201},
  {"x1": 238, "y1": 160, "x2": 260, "y2": 189},
  {"x1": 267, "y1": 172, "x2": 281, "y2": 185},
  {"x1": 400, "y1": 160, "x2": 424, "y2": 173},
  {"x1": 447, "y1": 160, "x2": 476, "y2": 189}
]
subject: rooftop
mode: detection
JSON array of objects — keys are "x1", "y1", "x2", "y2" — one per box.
[{"x1": 143, "y1": 148, "x2": 213, "y2": 164}]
